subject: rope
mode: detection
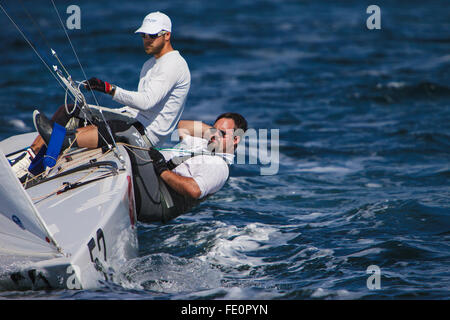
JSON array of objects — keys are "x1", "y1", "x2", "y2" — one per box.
[{"x1": 30, "y1": 148, "x2": 114, "y2": 202}]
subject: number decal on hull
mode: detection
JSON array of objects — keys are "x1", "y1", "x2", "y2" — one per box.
[
  {"x1": 97, "y1": 228, "x2": 107, "y2": 261},
  {"x1": 87, "y1": 228, "x2": 108, "y2": 280}
]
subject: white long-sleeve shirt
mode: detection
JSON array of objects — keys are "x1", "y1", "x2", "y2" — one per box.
[{"x1": 113, "y1": 50, "x2": 190, "y2": 146}]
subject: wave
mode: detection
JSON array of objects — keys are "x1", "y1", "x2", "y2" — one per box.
[
  {"x1": 350, "y1": 81, "x2": 450, "y2": 104},
  {"x1": 116, "y1": 253, "x2": 222, "y2": 294}
]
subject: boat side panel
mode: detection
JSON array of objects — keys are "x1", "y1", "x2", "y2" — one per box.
[{"x1": 2, "y1": 146, "x2": 139, "y2": 290}]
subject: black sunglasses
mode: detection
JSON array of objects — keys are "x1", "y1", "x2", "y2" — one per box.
[
  {"x1": 140, "y1": 30, "x2": 167, "y2": 39},
  {"x1": 210, "y1": 128, "x2": 234, "y2": 137}
]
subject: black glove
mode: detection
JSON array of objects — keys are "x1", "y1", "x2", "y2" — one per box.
[
  {"x1": 148, "y1": 147, "x2": 169, "y2": 176},
  {"x1": 85, "y1": 77, "x2": 114, "y2": 94}
]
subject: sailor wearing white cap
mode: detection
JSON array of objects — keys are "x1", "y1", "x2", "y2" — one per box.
[
  {"x1": 24, "y1": 11, "x2": 191, "y2": 182},
  {"x1": 135, "y1": 11, "x2": 172, "y2": 34},
  {"x1": 82, "y1": 11, "x2": 191, "y2": 147},
  {"x1": 10, "y1": 11, "x2": 191, "y2": 181}
]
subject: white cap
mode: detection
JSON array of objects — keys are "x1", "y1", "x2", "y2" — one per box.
[{"x1": 135, "y1": 11, "x2": 172, "y2": 35}]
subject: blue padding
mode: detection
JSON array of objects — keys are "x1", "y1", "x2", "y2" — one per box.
[
  {"x1": 28, "y1": 146, "x2": 47, "y2": 176},
  {"x1": 28, "y1": 123, "x2": 66, "y2": 175},
  {"x1": 44, "y1": 122, "x2": 66, "y2": 168}
]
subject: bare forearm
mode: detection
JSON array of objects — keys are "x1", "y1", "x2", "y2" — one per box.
[
  {"x1": 178, "y1": 120, "x2": 212, "y2": 139},
  {"x1": 160, "y1": 170, "x2": 201, "y2": 199}
]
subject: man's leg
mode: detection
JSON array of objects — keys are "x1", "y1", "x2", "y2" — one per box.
[
  {"x1": 32, "y1": 104, "x2": 139, "y2": 153},
  {"x1": 34, "y1": 110, "x2": 102, "y2": 150},
  {"x1": 30, "y1": 104, "x2": 80, "y2": 154},
  {"x1": 72, "y1": 125, "x2": 99, "y2": 149},
  {"x1": 11, "y1": 104, "x2": 80, "y2": 180},
  {"x1": 34, "y1": 111, "x2": 141, "y2": 151},
  {"x1": 30, "y1": 135, "x2": 45, "y2": 155}
]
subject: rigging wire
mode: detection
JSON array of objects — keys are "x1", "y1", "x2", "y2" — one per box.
[
  {"x1": 13, "y1": 0, "x2": 87, "y2": 113},
  {"x1": 49, "y1": 0, "x2": 101, "y2": 107},
  {"x1": 0, "y1": 1, "x2": 120, "y2": 157},
  {"x1": 49, "y1": 0, "x2": 122, "y2": 159},
  {"x1": 17, "y1": 0, "x2": 53, "y2": 52},
  {"x1": 0, "y1": 2, "x2": 76, "y2": 101}
]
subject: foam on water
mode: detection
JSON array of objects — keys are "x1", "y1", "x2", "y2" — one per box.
[
  {"x1": 0, "y1": 0, "x2": 449, "y2": 299},
  {"x1": 117, "y1": 253, "x2": 222, "y2": 293}
]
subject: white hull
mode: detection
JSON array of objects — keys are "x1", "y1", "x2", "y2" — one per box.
[{"x1": 0, "y1": 133, "x2": 138, "y2": 290}]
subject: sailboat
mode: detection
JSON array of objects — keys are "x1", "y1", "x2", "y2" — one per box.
[
  {"x1": 0, "y1": 123, "x2": 138, "y2": 290},
  {"x1": 0, "y1": 2, "x2": 145, "y2": 290}
]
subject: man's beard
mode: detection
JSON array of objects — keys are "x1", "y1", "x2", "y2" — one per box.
[{"x1": 145, "y1": 41, "x2": 164, "y2": 55}]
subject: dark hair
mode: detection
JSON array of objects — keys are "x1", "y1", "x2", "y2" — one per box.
[{"x1": 214, "y1": 112, "x2": 248, "y2": 134}]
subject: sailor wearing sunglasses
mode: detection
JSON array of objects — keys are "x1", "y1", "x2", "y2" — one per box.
[
  {"x1": 11, "y1": 12, "x2": 190, "y2": 181},
  {"x1": 141, "y1": 112, "x2": 248, "y2": 223},
  {"x1": 84, "y1": 11, "x2": 191, "y2": 147}
]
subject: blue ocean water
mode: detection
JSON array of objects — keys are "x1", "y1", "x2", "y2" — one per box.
[{"x1": 0, "y1": 0, "x2": 449, "y2": 300}]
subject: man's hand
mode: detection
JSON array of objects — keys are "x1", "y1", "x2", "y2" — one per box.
[
  {"x1": 85, "y1": 77, "x2": 115, "y2": 95},
  {"x1": 148, "y1": 147, "x2": 169, "y2": 176}
]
